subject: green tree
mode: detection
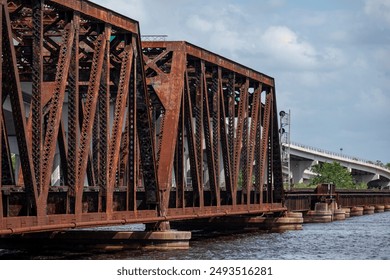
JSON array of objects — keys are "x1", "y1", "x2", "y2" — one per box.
[
  {"x1": 310, "y1": 161, "x2": 354, "y2": 189},
  {"x1": 386, "y1": 162, "x2": 390, "y2": 170}
]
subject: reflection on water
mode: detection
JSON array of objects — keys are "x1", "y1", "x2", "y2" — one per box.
[{"x1": 1, "y1": 212, "x2": 389, "y2": 260}]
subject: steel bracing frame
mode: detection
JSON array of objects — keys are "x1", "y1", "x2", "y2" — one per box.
[
  {"x1": 0, "y1": 0, "x2": 284, "y2": 235},
  {"x1": 142, "y1": 41, "x2": 284, "y2": 227}
]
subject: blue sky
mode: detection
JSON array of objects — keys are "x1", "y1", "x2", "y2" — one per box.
[{"x1": 93, "y1": 0, "x2": 390, "y2": 164}]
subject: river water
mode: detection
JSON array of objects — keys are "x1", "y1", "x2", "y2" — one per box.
[{"x1": 1, "y1": 211, "x2": 389, "y2": 260}]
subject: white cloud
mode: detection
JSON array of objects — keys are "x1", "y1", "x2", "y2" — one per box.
[
  {"x1": 364, "y1": 0, "x2": 390, "y2": 24},
  {"x1": 93, "y1": 0, "x2": 147, "y2": 23},
  {"x1": 266, "y1": 0, "x2": 286, "y2": 8},
  {"x1": 256, "y1": 26, "x2": 346, "y2": 72},
  {"x1": 355, "y1": 88, "x2": 390, "y2": 112},
  {"x1": 260, "y1": 26, "x2": 318, "y2": 69},
  {"x1": 373, "y1": 48, "x2": 390, "y2": 71},
  {"x1": 185, "y1": 5, "x2": 247, "y2": 54},
  {"x1": 187, "y1": 15, "x2": 213, "y2": 32}
]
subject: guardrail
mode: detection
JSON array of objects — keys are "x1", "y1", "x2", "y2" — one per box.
[{"x1": 286, "y1": 141, "x2": 390, "y2": 173}]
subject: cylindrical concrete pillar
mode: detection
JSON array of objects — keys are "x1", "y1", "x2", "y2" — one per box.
[
  {"x1": 374, "y1": 205, "x2": 385, "y2": 213},
  {"x1": 304, "y1": 203, "x2": 333, "y2": 223},
  {"x1": 342, "y1": 207, "x2": 351, "y2": 218},
  {"x1": 350, "y1": 206, "x2": 364, "y2": 216},
  {"x1": 363, "y1": 205, "x2": 375, "y2": 215},
  {"x1": 333, "y1": 209, "x2": 346, "y2": 221}
]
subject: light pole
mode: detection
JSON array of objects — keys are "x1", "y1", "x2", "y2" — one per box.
[{"x1": 279, "y1": 110, "x2": 291, "y2": 190}]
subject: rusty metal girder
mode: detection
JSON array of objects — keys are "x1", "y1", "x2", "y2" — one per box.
[
  {"x1": 0, "y1": 0, "x2": 158, "y2": 233},
  {"x1": 0, "y1": 1, "x2": 286, "y2": 235},
  {"x1": 0, "y1": 3, "x2": 3, "y2": 222},
  {"x1": 143, "y1": 41, "x2": 283, "y2": 215}
]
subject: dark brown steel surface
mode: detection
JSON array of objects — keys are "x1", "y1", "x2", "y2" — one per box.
[
  {"x1": 0, "y1": 0, "x2": 286, "y2": 235},
  {"x1": 142, "y1": 40, "x2": 284, "y2": 227}
]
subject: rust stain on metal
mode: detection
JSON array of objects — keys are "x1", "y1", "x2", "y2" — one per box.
[{"x1": 0, "y1": 0, "x2": 295, "y2": 235}]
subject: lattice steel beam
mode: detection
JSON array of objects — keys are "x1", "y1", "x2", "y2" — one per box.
[
  {"x1": 31, "y1": 0, "x2": 44, "y2": 197},
  {"x1": 2, "y1": 2, "x2": 37, "y2": 206},
  {"x1": 0, "y1": 3, "x2": 3, "y2": 221},
  {"x1": 0, "y1": 1, "x2": 284, "y2": 234},
  {"x1": 143, "y1": 41, "x2": 281, "y2": 214},
  {"x1": 39, "y1": 18, "x2": 74, "y2": 217}
]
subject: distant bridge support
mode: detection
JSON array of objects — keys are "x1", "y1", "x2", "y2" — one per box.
[
  {"x1": 290, "y1": 159, "x2": 313, "y2": 184},
  {"x1": 354, "y1": 174, "x2": 379, "y2": 185}
]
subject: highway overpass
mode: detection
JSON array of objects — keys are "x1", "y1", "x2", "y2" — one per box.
[{"x1": 285, "y1": 142, "x2": 390, "y2": 189}]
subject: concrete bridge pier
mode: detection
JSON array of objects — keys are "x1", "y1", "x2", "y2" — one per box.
[
  {"x1": 303, "y1": 201, "x2": 347, "y2": 223},
  {"x1": 363, "y1": 206, "x2": 375, "y2": 215},
  {"x1": 374, "y1": 205, "x2": 385, "y2": 213},
  {"x1": 342, "y1": 207, "x2": 351, "y2": 218},
  {"x1": 354, "y1": 174, "x2": 378, "y2": 185},
  {"x1": 291, "y1": 159, "x2": 313, "y2": 184},
  {"x1": 247, "y1": 212, "x2": 304, "y2": 232},
  {"x1": 331, "y1": 201, "x2": 346, "y2": 221},
  {"x1": 350, "y1": 206, "x2": 364, "y2": 216}
]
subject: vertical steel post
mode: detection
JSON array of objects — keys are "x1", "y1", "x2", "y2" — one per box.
[
  {"x1": 227, "y1": 74, "x2": 236, "y2": 204},
  {"x1": 213, "y1": 67, "x2": 221, "y2": 206},
  {"x1": 183, "y1": 71, "x2": 201, "y2": 207},
  {"x1": 219, "y1": 71, "x2": 233, "y2": 205},
  {"x1": 241, "y1": 79, "x2": 249, "y2": 204},
  {"x1": 254, "y1": 89, "x2": 263, "y2": 204},
  {"x1": 261, "y1": 92, "x2": 272, "y2": 203},
  {"x1": 0, "y1": 2, "x2": 3, "y2": 220},
  {"x1": 175, "y1": 93, "x2": 185, "y2": 208},
  {"x1": 98, "y1": 25, "x2": 111, "y2": 213},
  {"x1": 2, "y1": 2, "x2": 37, "y2": 212},
  {"x1": 196, "y1": 61, "x2": 204, "y2": 209},
  {"x1": 67, "y1": 12, "x2": 80, "y2": 213},
  {"x1": 247, "y1": 83, "x2": 262, "y2": 204},
  {"x1": 127, "y1": 44, "x2": 137, "y2": 212},
  {"x1": 233, "y1": 81, "x2": 247, "y2": 204},
  {"x1": 202, "y1": 64, "x2": 218, "y2": 206},
  {"x1": 31, "y1": 0, "x2": 44, "y2": 198}
]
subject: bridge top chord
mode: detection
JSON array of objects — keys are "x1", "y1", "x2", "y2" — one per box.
[
  {"x1": 42, "y1": 0, "x2": 140, "y2": 33},
  {"x1": 142, "y1": 40, "x2": 275, "y2": 87}
]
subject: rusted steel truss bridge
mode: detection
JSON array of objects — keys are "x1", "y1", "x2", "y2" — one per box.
[
  {"x1": 0, "y1": 0, "x2": 285, "y2": 234},
  {"x1": 1, "y1": 0, "x2": 389, "y2": 236}
]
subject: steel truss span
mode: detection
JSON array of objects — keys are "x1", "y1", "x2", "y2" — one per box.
[{"x1": 0, "y1": 0, "x2": 284, "y2": 235}]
